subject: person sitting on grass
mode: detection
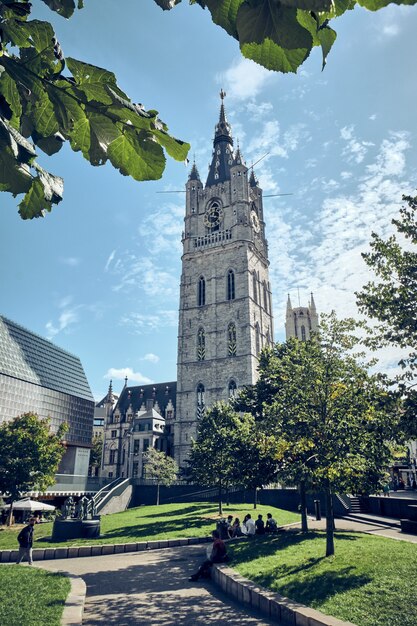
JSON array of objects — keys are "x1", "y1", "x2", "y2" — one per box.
[
  {"x1": 255, "y1": 514, "x2": 265, "y2": 535},
  {"x1": 189, "y1": 530, "x2": 229, "y2": 582},
  {"x1": 241, "y1": 513, "x2": 256, "y2": 536},
  {"x1": 226, "y1": 515, "x2": 234, "y2": 538},
  {"x1": 231, "y1": 517, "x2": 242, "y2": 537},
  {"x1": 265, "y1": 512, "x2": 278, "y2": 533},
  {"x1": 16, "y1": 516, "x2": 36, "y2": 565}
]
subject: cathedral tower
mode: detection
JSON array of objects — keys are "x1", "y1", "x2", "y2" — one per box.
[
  {"x1": 285, "y1": 293, "x2": 318, "y2": 341},
  {"x1": 175, "y1": 92, "x2": 274, "y2": 467}
]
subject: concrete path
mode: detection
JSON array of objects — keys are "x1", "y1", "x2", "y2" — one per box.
[
  {"x1": 308, "y1": 515, "x2": 417, "y2": 543},
  {"x1": 39, "y1": 545, "x2": 277, "y2": 626}
]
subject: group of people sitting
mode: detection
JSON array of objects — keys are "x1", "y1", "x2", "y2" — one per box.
[
  {"x1": 189, "y1": 511, "x2": 279, "y2": 582},
  {"x1": 226, "y1": 512, "x2": 278, "y2": 538}
]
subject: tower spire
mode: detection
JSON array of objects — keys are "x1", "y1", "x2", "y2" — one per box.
[{"x1": 206, "y1": 89, "x2": 234, "y2": 187}]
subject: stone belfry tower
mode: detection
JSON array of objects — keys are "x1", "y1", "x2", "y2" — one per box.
[
  {"x1": 174, "y1": 91, "x2": 274, "y2": 467},
  {"x1": 285, "y1": 293, "x2": 318, "y2": 341}
]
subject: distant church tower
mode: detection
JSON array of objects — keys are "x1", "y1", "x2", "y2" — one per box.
[
  {"x1": 175, "y1": 92, "x2": 274, "y2": 467},
  {"x1": 285, "y1": 293, "x2": 318, "y2": 341}
]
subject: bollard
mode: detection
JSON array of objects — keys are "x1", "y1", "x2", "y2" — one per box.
[{"x1": 314, "y1": 499, "x2": 321, "y2": 521}]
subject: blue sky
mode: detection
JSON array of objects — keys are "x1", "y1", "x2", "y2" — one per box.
[{"x1": 1, "y1": 1, "x2": 417, "y2": 399}]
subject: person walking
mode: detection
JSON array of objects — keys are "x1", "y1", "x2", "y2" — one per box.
[{"x1": 16, "y1": 517, "x2": 36, "y2": 565}]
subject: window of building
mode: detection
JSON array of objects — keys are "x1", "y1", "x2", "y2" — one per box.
[
  {"x1": 122, "y1": 448, "x2": 126, "y2": 465},
  {"x1": 301, "y1": 325, "x2": 306, "y2": 341},
  {"x1": 197, "y1": 327, "x2": 205, "y2": 361},
  {"x1": 228, "y1": 379, "x2": 237, "y2": 398},
  {"x1": 227, "y1": 270, "x2": 235, "y2": 301},
  {"x1": 143, "y1": 439, "x2": 150, "y2": 452},
  {"x1": 266, "y1": 328, "x2": 270, "y2": 346},
  {"x1": 252, "y1": 272, "x2": 258, "y2": 303},
  {"x1": 109, "y1": 449, "x2": 116, "y2": 464},
  {"x1": 263, "y1": 282, "x2": 268, "y2": 313},
  {"x1": 133, "y1": 462, "x2": 139, "y2": 477},
  {"x1": 134, "y1": 440, "x2": 140, "y2": 455},
  {"x1": 111, "y1": 430, "x2": 117, "y2": 438},
  {"x1": 198, "y1": 276, "x2": 206, "y2": 306},
  {"x1": 114, "y1": 413, "x2": 120, "y2": 424},
  {"x1": 108, "y1": 472, "x2": 113, "y2": 478},
  {"x1": 197, "y1": 383, "x2": 205, "y2": 419},
  {"x1": 228, "y1": 322, "x2": 237, "y2": 357},
  {"x1": 255, "y1": 323, "x2": 261, "y2": 356}
]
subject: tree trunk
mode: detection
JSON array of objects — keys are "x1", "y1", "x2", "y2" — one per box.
[
  {"x1": 253, "y1": 487, "x2": 258, "y2": 509},
  {"x1": 324, "y1": 485, "x2": 335, "y2": 556},
  {"x1": 218, "y1": 486, "x2": 223, "y2": 516},
  {"x1": 7, "y1": 499, "x2": 14, "y2": 527},
  {"x1": 299, "y1": 481, "x2": 308, "y2": 532},
  {"x1": 156, "y1": 482, "x2": 160, "y2": 506},
  {"x1": 226, "y1": 486, "x2": 230, "y2": 506}
]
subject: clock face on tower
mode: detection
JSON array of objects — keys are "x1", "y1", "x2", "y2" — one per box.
[
  {"x1": 204, "y1": 205, "x2": 224, "y2": 228},
  {"x1": 251, "y1": 210, "x2": 260, "y2": 233}
]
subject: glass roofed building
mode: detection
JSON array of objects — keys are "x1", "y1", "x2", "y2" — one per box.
[{"x1": 0, "y1": 315, "x2": 94, "y2": 476}]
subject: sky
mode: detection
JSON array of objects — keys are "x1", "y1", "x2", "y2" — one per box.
[{"x1": 1, "y1": 0, "x2": 417, "y2": 400}]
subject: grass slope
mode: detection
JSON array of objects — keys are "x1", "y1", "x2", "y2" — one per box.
[
  {"x1": 230, "y1": 530, "x2": 417, "y2": 626},
  {"x1": 0, "y1": 502, "x2": 299, "y2": 549},
  {"x1": 0, "y1": 566, "x2": 70, "y2": 626}
]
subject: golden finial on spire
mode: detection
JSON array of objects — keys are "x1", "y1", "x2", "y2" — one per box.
[{"x1": 220, "y1": 88, "x2": 226, "y2": 101}]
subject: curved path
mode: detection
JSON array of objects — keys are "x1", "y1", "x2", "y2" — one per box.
[{"x1": 39, "y1": 545, "x2": 278, "y2": 626}]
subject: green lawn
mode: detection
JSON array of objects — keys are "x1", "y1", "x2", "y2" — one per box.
[
  {"x1": 230, "y1": 530, "x2": 417, "y2": 626},
  {"x1": 0, "y1": 502, "x2": 299, "y2": 549},
  {"x1": 0, "y1": 565, "x2": 70, "y2": 626}
]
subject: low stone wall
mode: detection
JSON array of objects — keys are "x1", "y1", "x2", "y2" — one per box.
[
  {"x1": 0, "y1": 536, "x2": 212, "y2": 563},
  {"x1": 212, "y1": 563, "x2": 357, "y2": 626}
]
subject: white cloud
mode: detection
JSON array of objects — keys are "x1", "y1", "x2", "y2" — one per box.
[
  {"x1": 218, "y1": 57, "x2": 275, "y2": 101},
  {"x1": 60, "y1": 257, "x2": 80, "y2": 267},
  {"x1": 142, "y1": 353, "x2": 160, "y2": 364},
  {"x1": 105, "y1": 249, "x2": 116, "y2": 271},
  {"x1": 141, "y1": 204, "x2": 183, "y2": 255},
  {"x1": 340, "y1": 125, "x2": 373, "y2": 164},
  {"x1": 120, "y1": 310, "x2": 178, "y2": 334},
  {"x1": 46, "y1": 307, "x2": 79, "y2": 339},
  {"x1": 104, "y1": 367, "x2": 153, "y2": 384}
]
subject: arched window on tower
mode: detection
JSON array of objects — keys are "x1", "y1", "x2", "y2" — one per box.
[
  {"x1": 228, "y1": 322, "x2": 237, "y2": 357},
  {"x1": 263, "y1": 281, "x2": 268, "y2": 313},
  {"x1": 301, "y1": 325, "x2": 306, "y2": 341},
  {"x1": 252, "y1": 271, "x2": 258, "y2": 303},
  {"x1": 255, "y1": 323, "x2": 261, "y2": 356},
  {"x1": 227, "y1": 270, "x2": 235, "y2": 301},
  {"x1": 197, "y1": 383, "x2": 205, "y2": 419},
  {"x1": 228, "y1": 379, "x2": 237, "y2": 398},
  {"x1": 198, "y1": 276, "x2": 206, "y2": 306},
  {"x1": 197, "y1": 327, "x2": 205, "y2": 361},
  {"x1": 266, "y1": 328, "x2": 270, "y2": 347}
]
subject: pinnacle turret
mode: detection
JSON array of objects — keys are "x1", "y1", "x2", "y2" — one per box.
[
  {"x1": 249, "y1": 169, "x2": 258, "y2": 187},
  {"x1": 206, "y1": 90, "x2": 234, "y2": 187},
  {"x1": 232, "y1": 142, "x2": 245, "y2": 166},
  {"x1": 188, "y1": 160, "x2": 201, "y2": 182}
]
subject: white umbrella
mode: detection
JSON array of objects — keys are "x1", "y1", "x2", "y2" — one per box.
[{"x1": 4, "y1": 498, "x2": 55, "y2": 511}]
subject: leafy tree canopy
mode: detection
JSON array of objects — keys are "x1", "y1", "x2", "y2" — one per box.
[
  {"x1": 157, "y1": 0, "x2": 417, "y2": 75},
  {"x1": 0, "y1": 412, "x2": 67, "y2": 507},
  {"x1": 0, "y1": 0, "x2": 190, "y2": 219},
  {"x1": 143, "y1": 447, "x2": 179, "y2": 486},
  {"x1": 356, "y1": 194, "x2": 417, "y2": 438}
]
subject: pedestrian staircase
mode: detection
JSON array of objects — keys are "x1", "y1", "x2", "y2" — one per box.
[
  {"x1": 92, "y1": 477, "x2": 131, "y2": 514},
  {"x1": 349, "y1": 496, "x2": 362, "y2": 513}
]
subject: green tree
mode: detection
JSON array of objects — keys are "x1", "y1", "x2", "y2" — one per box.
[
  {"x1": 187, "y1": 402, "x2": 251, "y2": 514},
  {"x1": 0, "y1": 413, "x2": 68, "y2": 525},
  {"x1": 0, "y1": 0, "x2": 189, "y2": 218},
  {"x1": 259, "y1": 314, "x2": 399, "y2": 556},
  {"x1": 143, "y1": 447, "x2": 179, "y2": 505},
  {"x1": 357, "y1": 194, "x2": 417, "y2": 439},
  {"x1": 160, "y1": 0, "x2": 417, "y2": 74},
  {"x1": 88, "y1": 433, "x2": 103, "y2": 477}
]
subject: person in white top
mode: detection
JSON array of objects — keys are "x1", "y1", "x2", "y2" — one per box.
[{"x1": 241, "y1": 513, "x2": 256, "y2": 536}]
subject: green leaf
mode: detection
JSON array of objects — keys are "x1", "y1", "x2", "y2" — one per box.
[
  {"x1": 18, "y1": 165, "x2": 64, "y2": 219},
  {"x1": 66, "y1": 57, "x2": 118, "y2": 86},
  {"x1": 32, "y1": 131, "x2": 65, "y2": 156},
  {"x1": 317, "y1": 25, "x2": 336, "y2": 69},
  {"x1": 203, "y1": 0, "x2": 244, "y2": 38},
  {"x1": 40, "y1": 0, "x2": 79, "y2": 18},
  {"x1": 358, "y1": 0, "x2": 417, "y2": 8},
  {"x1": 32, "y1": 90, "x2": 59, "y2": 137},
  {"x1": 107, "y1": 129, "x2": 166, "y2": 182},
  {"x1": 68, "y1": 115, "x2": 90, "y2": 158},
  {"x1": 280, "y1": 0, "x2": 332, "y2": 10},
  {"x1": 0, "y1": 72, "x2": 22, "y2": 128},
  {"x1": 153, "y1": 0, "x2": 183, "y2": 8},
  {"x1": 236, "y1": 0, "x2": 313, "y2": 73},
  {"x1": 153, "y1": 128, "x2": 191, "y2": 162}
]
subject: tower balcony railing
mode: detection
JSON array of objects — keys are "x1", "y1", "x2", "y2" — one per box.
[{"x1": 194, "y1": 229, "x2": 232, "y2": 249}]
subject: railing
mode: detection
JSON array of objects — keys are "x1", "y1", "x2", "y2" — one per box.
[
  {"x1": 194, "y1": 229, "x2": 231, "y2": 249},
  {"x1": 93, "y1": 477, "x2": 131, "y2": 513},
  {"x1": 28, "y1": 475, "x2": 114, "y2": 496}
]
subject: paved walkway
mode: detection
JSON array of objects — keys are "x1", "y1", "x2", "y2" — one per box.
[
  {"x1": 309, "y1": 514, "x2": 417, "y2": 543},
  {"x1": 39, "y1": 545, "x2": 277, "y2": 626}
]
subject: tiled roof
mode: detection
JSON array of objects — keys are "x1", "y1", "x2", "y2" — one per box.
[
  {"x1": 0, "y1": 316, "x2": 94, "y2": 402},
  {"x1": 115, "y1": 381, "x2": 176, "y2": 417}
]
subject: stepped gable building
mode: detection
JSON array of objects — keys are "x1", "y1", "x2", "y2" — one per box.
[
  {"x1": 102, "y1": 380, "x2": 176, "y2": 478},
  {"x1": 0, "y1": 315, "x2": 94, "y2": 476},
  {"x1": 285, "y1": 293, "x2": 318, "y2": 341},
  {"x1": 174, "y1": 91, "x2": 274, "y2": 467}
]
